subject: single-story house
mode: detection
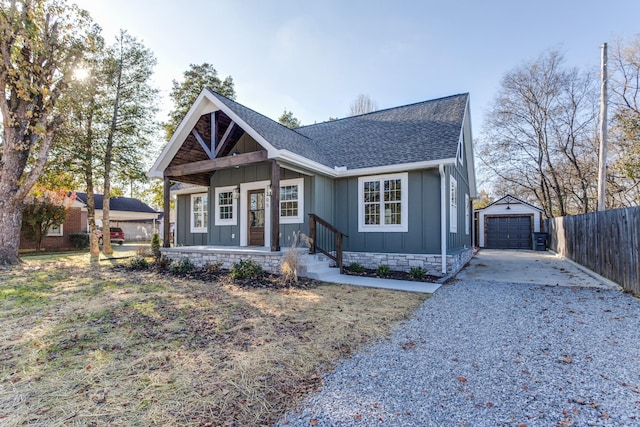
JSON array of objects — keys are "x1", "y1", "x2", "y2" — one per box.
[
  {"x1": 476, "y1": 194, "x2": 543, "y2": 249},
  {"x1": 149, "y1": 89, "x2": 477, "y2": 276},
  {"x1": 74, "y1": 193, "x2": 161, "y2": 241},
  {"x1": 19, "y1": 193, "x2": 160, "y2": 251}
]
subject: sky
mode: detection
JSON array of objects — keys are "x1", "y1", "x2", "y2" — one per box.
[{"x1": 73, "y1": 0, "x2": 640, "y2": 145}]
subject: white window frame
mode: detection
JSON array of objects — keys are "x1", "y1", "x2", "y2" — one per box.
[
  {"x1": 465, "y1": 193, "x2": 470, "y2": 235},
  {"x1": 46, "y1": 223, "x2": 63, "y2": 236},
  {"x1": 190, "y1": 193, "x2": 208, "y2": 233},
  {"x1": 450, "y1": 177, "x2": 458, "y2": 233},
  {"x1": 358, "y1": 173, "x2": 408, "y2": 233},
  {"x1": 457, "y1": 134, "x2": 464, "y2": 165},
  {"x1": 214, "y1": 186, "x2": 237, "y2": 226},
  {"x1": 279, "y1": 177, "x2": 304, "y2": 224}
]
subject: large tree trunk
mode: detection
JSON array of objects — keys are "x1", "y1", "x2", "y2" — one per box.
[
  {"x1": 0, "y1": 124, "x2": 50, "y2": 264},
  {"x1": 0, "y1": 198, "x2": 23, "y2": 265}
]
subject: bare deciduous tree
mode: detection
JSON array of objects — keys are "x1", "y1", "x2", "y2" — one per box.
[
  {"x1": 609, "y1": 35, "x2": 640, "y2": 206},
  {"x1": 349, "y1": 94, "x2": 378, "y2": 116},
  {"x1": 478, "y1": 50, "x2": 599, "y2": 217}
]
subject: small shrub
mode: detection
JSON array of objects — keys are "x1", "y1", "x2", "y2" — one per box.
[
  {"x1": 409, "y1": 266, "x2": 428, "y2": 279},
  {"x1": 150, "y1": 233, "x2": 161, "y2": 261},
  {"x1": 156, "y1": 255, "x2": 172, "y2": 270},
  {"x1": 376, "y1": 264, "x2": 391, "y2": 277},
  {"x1": 129, "y1": 255, "x2": 149, "y2": 270},
  {"x1": 204, "y1": 260, "x2": 224, "y2": 274},
  {"x1": 170, "y1": 257, "x2": 195, "y2": 275},
  {"x1": 231, "y1": 259, "x2": 264, "y2": 280},
  {"x1": 69, "y1": 233, "x2": 89, "y2": 249},
  {"x1": 349, "y1": 262, "x2": 366, "y2": 274}
]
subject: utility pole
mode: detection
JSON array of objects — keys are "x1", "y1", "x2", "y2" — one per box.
[{"x1": 597, "y1": 42, "x2": 608, "y2": 211}]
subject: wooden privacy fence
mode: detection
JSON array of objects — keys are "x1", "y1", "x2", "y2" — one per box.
[{"x1": 544, "y1": 206, "x2": 640, "y2": 294}]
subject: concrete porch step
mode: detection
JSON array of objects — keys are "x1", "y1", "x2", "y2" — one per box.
[{"x1": 300, "y1": 254, "x2": 339, "y2": 280}]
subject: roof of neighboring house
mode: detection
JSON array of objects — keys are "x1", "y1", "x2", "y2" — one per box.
[
  {"x1": 479, "y1": 194, "x2": 544, "y2": 212},
  {"x1": 208, "y1": 90, "x2": 469, "y2": 170},
  {"x1": 75, "y1": 193, "x2": 158, "y2": 213}
]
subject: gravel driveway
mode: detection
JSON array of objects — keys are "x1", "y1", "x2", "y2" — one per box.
[{"x1": 277, "y1": 280, "x2": 640, "y2": 426}]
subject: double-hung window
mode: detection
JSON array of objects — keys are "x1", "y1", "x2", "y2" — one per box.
[
  {"x1": 279, "y1": 178, "x2": 304, "y2": 224},
  {"x1": 450, "y1": 177, "x2": 458, "y2": 233},
  {"x1": 358, "y1": 173, "x2": 408, "y2": 232},
  {"x1": 214, "y1": 186, "x2": 236, "y2": 226},
  {"x1": 191, "y1": 193, "x2": 208, "y2": 233}
]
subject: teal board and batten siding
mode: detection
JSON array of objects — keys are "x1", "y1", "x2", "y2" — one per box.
[
  {"x1": 333, "y1": 169, "x2": 442, "y2": 254},
  {"x1": 176, "y1": 193, "x2": 208, "y2": 246},
  {"x1": 310, "y1": 174, "x2": 335, "y2": 225},
  {"x1": 446, "y1": 162, "x2": 473, "y2": 254}
]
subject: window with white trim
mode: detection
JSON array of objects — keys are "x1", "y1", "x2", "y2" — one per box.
[
  {"x1": 190, "y1": 193, "x2": 208, "y2": 233},
  {"x1": 47, "y1": 224, "x2": 63, "y2": 236},
  {"x1": 450, "y1": 177, "x2": 457, "y2": 233},
  {"x1": 214, "y1": 186, "x2": 236, "y2": 226},
  {"x1": 358, "y1": 173, "x2": 408, "y2": 232},
  {"x1": 457, "y1": 136, "x2": 464, "y2": 165},
  {"x1": 279, "y1": 178, "x2": 304, "y2": 224},
  {"x1": 465, "y1": 193, "x2": 470, "y2": 235}
]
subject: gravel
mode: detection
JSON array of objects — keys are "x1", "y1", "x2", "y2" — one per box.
[{"x1": 276, "y1": 280, "x2": 640, "y2": 426}]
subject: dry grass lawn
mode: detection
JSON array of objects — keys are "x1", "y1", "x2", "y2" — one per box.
[{"x1": 0, "y1": 250, "x2": 425, "y2": 426}]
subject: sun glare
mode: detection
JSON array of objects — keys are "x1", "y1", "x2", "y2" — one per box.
[{"x1": 74, "y1": 68, "x2": 90, "y2": 80}]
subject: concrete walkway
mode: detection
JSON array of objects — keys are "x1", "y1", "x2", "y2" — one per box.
[
  {"x1": 455, "y1": 249, "x2": 619, "y2": 289},
  {"x1": 320, "y1": 271, "x2": 441, "y2": 294}
]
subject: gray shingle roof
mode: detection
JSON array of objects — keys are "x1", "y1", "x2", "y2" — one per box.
[
  {"x1": 208, "y1": 90, "x2": 468, "y2": 170},
  {"x1": 207, "y1": 90, "x2": 332, "y2": 166},
  {"x1": 75, "y1": 193, "x2": 158, "y2": 213}
]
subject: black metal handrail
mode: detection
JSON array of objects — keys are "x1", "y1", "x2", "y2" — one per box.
[{"x1": 308, "y1": 213, "x2": 348, "y2": 273}]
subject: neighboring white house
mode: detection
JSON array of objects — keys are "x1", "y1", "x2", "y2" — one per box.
[{"x1": 477, "y1": 194, "x2": 543, "y2": 249}]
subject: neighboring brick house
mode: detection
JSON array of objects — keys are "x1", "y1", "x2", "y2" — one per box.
[
  {"x1": 19, "y1": 193, "x2": 160, "y2": 251},
  {"x1": 19, "y1": 205, "x2": 83, "y2": 251}
]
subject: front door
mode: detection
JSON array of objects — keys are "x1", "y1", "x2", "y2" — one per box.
[{"x1": 248, "y1": 189, "x2": 265, "y2": 246}]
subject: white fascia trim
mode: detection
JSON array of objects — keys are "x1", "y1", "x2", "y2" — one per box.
[
  {"x1": 148, "y1": 90, "x2": 218, "y2": 178},
  {"x1": 462, "y1": 97, "x2": 478, "y2": 197},
  {"x1": 211, "y1": 96, "x2": 280, "y2": 159},
  {"x1": 277, "y1": 151, "x2": 457, "y2": 178},
  {"x1": 276, "y1": 150, "x2": 337, "y2": 177},
  {"x1": 171, "y1": 185, "x2": 210, "y2": 196},
  {"x1": 339, "y1": 158, "x2": 457, "y2": 177}
]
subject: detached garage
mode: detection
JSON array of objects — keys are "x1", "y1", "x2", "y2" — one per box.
[{"x1": 477, "y1": 195, "x2": 543, "y2": 249}]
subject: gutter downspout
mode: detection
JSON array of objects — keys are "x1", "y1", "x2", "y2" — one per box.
[{"x1": 439, "y1": 164, "x2": 447, "y2": 275}]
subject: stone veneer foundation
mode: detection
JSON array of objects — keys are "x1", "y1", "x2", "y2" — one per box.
[
  {"x1": 160, "y1": 246, "x2": 309, "y2": 274},
  {"x1": 342, "y1": 248, "x2": 474, "y2": 277},
  {"x1": 160, "y1": 246, "x2": 474, "y2": 278}
]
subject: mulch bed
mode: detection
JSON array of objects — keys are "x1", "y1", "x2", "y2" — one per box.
[
  {"x1": 344, "y1": 267, "x2": 440, "y2": 283},
  {"x1": 115, "y1": 264, "x2": 321, "y2": 290}
]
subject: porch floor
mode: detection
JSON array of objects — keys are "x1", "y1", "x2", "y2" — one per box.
[{"x1": 164, "y1": 245, "x2": 306, "y2": 255}]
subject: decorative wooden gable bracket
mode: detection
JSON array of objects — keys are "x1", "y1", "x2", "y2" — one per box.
[
  {"x1": 214, "y1": 121, "x2": 237, "y2": 158},
  {"x1": 191, "y1": 129, "x2": 213, "y2": 159},
  {"x1": 191, "y1": 116, "x2": 238, "y2": 161}
]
